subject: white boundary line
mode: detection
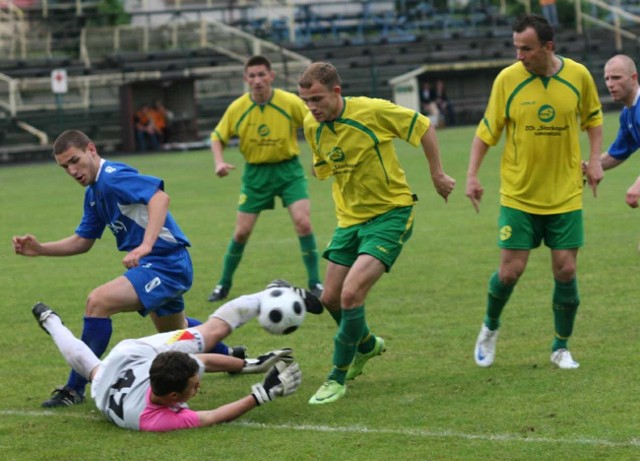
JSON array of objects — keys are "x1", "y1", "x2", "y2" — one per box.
[{"x1": 2, "y1": 410, "x2": 639, "y2": 448}]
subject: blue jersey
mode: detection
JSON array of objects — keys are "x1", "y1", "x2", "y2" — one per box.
[
  {"x1": 75, "y1": 160, "x2": 190, "y2": 254},
  {"x1": 608, "y1": 100, "x2": 640, "y2": 161}
]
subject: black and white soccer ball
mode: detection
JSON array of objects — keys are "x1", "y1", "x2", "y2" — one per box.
[{"x1": 258, "y1": 287, "x2": 306, "y2": 335}]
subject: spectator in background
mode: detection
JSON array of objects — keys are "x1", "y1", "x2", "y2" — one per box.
[
  {"x1": 134, "y1": 103, "x2": 161, "y2": 152},
  {"x1": 434, "y1": 80, "x2": 456, "y2": 127},
  {"x1": 539, "y1": 0, "x2": 559, "y2": 28},
  {"x1": 149, "y1": 99, "x2": 172, "y2": 144},
  {"x1": 420, "y1": 81, "x2": 440, "y2": 126}
]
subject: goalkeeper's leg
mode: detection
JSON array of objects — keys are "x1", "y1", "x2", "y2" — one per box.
[{"x1": 33, "y1": 303, "x2": 102, "y2": 381}]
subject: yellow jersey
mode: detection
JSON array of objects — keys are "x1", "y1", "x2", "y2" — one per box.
[
  {"x1": 304, "y1": 96, "x2": 430, "y2": 227},
  {"x1": 476, "y1": 57, "x2": 602, "y2": 214},
  {"x1": 211, "y1": 88, "x2": 308, "y2": 164}
]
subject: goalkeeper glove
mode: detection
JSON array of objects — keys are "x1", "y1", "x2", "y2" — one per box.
[
  {"x1": 266, "y1": 279, "x2": 323, "y2": 315},
  {"x1": 238, "y1": 348, "x2": 294, "y2": 374},
  {"x1": 251, "y1": 361, "x2": 302, "y2": 406}
]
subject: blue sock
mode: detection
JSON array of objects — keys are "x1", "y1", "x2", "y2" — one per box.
[
  {"x1": 186, "y1": 317, "x2": 202, "y2": 327},
  {"x1": 186, "y1": 317, "x2": 230, "y2": 354},
  {"x1": 66, "y1": 317, "x2": 112, "y2": 396}
]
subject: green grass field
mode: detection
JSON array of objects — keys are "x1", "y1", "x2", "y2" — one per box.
[{"x1": 1, "y1": 114, "x2": 639, "y2": 460}]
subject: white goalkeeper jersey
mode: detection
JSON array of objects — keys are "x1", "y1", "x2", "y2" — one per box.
[{"x1": 91, "y1": 330, "x2": 205, "y2": 431}]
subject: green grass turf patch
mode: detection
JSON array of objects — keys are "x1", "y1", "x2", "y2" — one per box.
[{"x1": 1, "y1": 113, "x2": 639, "y2": 459}]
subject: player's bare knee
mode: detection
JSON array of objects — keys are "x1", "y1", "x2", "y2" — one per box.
[
  {"x1": 233, "y1": 229, "x2": 252, "y2": 243},
  {"x1": 554, "y1": 265, "x2": 576, "y2": 282},
  {"x1": 85, "y1": 293, "x2": 110, "y2": 317},
  {"x1": 498, "y1": 269, "x2": 521, "y2": 286},
  {"x1": 293, "y1": 218, "x2": 313, "y2": 235},
  {"x1": 340, "y1": 288, "x2": 364, "y2": 309}
]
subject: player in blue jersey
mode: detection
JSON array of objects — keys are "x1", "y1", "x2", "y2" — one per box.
[
  {"x1": 12, "y1": 130, "x2": 237, "y2": 408},
  {"x1": 596, "y1": 55, "x2": 640, "y2": 213}
]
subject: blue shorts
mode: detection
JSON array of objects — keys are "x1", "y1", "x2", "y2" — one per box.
[{"x1": 124, "y1": 247, "x2": 193, "y2": 318}]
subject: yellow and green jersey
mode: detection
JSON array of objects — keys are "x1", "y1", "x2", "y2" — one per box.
[
  {"x1": 476, "y1": 57, "x2": 602, "y2": 214},
  {"x1": 304, "y1": 96, "x2": 430, "y2": 227},
  {"x1": 211, "y1": 88, "x2": 308, "y2": 164}
]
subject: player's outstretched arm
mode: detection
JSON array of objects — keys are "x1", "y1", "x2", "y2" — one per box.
[
  {"x1": 194, "y1": 353, "x2": 245, "y2": 373},
  {"x1": 195, "y1": 361, "x2": 302, "y2": 427},
  {"x1": 196, "y1": 395, "x2": 258, "y2": 427},
  {"x1": 13, "y1": 233, "x2": 94, "y2": 257}
]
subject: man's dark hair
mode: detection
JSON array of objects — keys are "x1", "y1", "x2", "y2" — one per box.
[
  {"x1": 52, "y1": 130, "x2": 92, "y2": 156},
  {"x1": 149, "y1": 351, "x2": 199, "y2": 397},
  {"x1": 245, "y1": 55, "x2": 272, "y2": 70},
  {"x1": 512, "y1": 13, "x2": 554, "y2": 45}
]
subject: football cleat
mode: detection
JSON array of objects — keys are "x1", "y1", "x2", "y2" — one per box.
[
  {"x1": 32, "y1": 302, "x2": 61, "y2": 335},
  {"x1": 474, "y1": 324, "x2": 499, "y2": 367},
  {"x1": 346, "y1": 336, "x2": 386, "y2": 380},
  {"x1": 308, "y1": 380, "x2": 346, "y2": 405},
  {"x1": 309, "y1": 282, "x2": 324, "y2": 298},
  {"x1": 550, "y1": 349, "x2": 580, "y2": 369},
  {"x1": 41, "y1": 386, "x2": 85, "y2": 408},
  {"x1": 208, "y1": 284, "x2": 229, "y2": 302}
]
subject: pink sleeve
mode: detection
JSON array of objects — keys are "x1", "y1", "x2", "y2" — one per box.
[{"x1": 138, "y1": 389, "x2": 201, "y2": 432}]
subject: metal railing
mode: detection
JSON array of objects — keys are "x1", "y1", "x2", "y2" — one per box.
[{"x1": 0, "y1": 16, "x2": 310, "y2": 116}]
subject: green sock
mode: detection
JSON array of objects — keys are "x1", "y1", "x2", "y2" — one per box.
[
  {"x1": 329, "y1": 306, "x2": 365, "y2": 385},
  {"x1": 552, "y1": 278, "x2": 579, "y2": 351},
  {"x1": 357, "y1": 309, "x2": 375, "y2": 353},
  {"x1": 484, "y1": 271, "x2": 515, "y2": 331},
  {"x1": 299, "y1": 234, "x2": 320, "y2": 287},
  {"x1": 219, "y1": 239, "x2": 245, "y2": 287},
  {"x1": 328, "y1": 308, "x2": 342, "y2": 326}
]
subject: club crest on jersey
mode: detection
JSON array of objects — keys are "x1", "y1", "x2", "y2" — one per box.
[
  {"x1": 105, "y1": 166, "x2": 117, "y2": 174},
  {"x1": 328, "y1": 147, "x2": 345, "y2": 162},
  {"x1": 258, "y1": 124, "x2": 270, "y2": 137},
  {"x1": 538, "y1": 105, "x2": 555, "y2": 123}
]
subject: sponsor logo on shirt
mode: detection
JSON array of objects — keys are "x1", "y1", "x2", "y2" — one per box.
[{"x1": 107, "y1": 220, "x2": 127, "y2": 235}]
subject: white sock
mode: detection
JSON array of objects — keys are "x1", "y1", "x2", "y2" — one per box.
[{"x1": 44, "y1": 314, "x2": 101, "y2": 380}]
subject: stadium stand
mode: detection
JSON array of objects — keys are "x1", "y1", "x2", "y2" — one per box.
[{"x1": 0, "y1": 0, "x2": 633, "y2": 162}]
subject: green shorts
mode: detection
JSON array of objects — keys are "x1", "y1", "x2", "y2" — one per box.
[
  {"x1": 497, "y1": 206, "x2": 584, "y2": 250},
  {"x1": 238, "y1": 156, "x2": 309, "y2": 213},
  {"x1": 323, "y1": 206, "x2": 414, "y2": 271}
]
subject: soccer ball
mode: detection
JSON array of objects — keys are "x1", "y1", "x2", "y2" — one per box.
[{"x1": 258, "y1": 287, "x2": 306, "y2": 335}]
